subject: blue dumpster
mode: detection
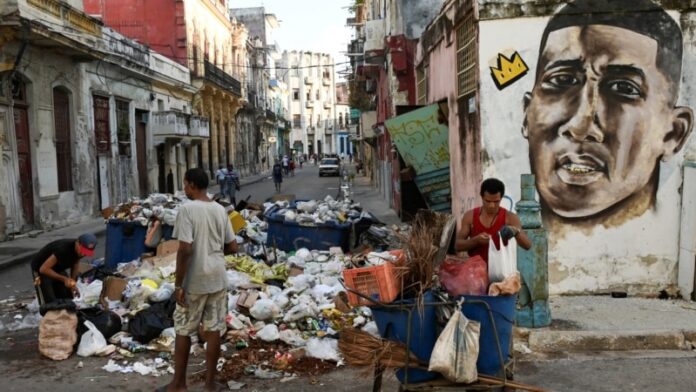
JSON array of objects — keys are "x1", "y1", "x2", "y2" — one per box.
[
  {"x1": 460, "y1": 294, "x2": 516, "y2": 376},
  {"x1": 105, "y1": 220, "x2": 174, "y2": 267},
  {"x1": 371, "y1": 291, "x2": 439, "y2": 384},
  {"x1": 264, "y1": 212, "x2": 352, "y2": 252}
]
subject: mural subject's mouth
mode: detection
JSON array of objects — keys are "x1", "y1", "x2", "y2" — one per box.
[{"x1": 555, "y1": 153, "x2": 607, "y2": 186}]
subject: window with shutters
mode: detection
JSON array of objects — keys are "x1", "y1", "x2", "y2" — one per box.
[
  {"x1": 457, "y1": 14, "x2": 477, "y2": 98},
  {"x1": 93, "y1": 95, "x2": 110, "y2": 154},
  {"x1": 53, "y1": 88, "x2": 73, "y2": 192},
  {"x1": 116, "y1": 100, "x2": 131, "y2": 156}
]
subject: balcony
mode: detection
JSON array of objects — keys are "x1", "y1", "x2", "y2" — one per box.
[
  {"x1": 151, "y1": 111, "x2": 210, "y2": 138},
  {"x1": 364, "y1": 19, "x2": 386, "y2": 53},
  {"x1": 189, "y1": 116, "x2": 210, "y2": 138},
  {"x1": 304, "y1": 77, "x2": 314, "y2": 85},
  {"x1": 324, "y1": 102, "x2": 332, "y2": 109},
  {"x1": 306, "y1": 101, "x2": 314, "y2": 108},
  {"x1": 307, "y1": 127, "x2": 315, "y2": 135},
  {"x1": 204, "y1": 60, "x2": 241, "y2": 96},
  {"x1": 322, "y1": 78, "x2": 331, "y2": 86}
]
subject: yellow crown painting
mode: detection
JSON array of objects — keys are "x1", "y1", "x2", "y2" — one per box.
[{"x1": 490, "y1": 51, "x2": 529, "y2": 90}]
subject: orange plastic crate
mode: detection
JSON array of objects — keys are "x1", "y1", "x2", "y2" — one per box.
[{"x1": 343, "y1": 261, "x2": 401, "y2": 306}]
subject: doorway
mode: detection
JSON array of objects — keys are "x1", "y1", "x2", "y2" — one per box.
[
  {"x1": 13, "y1": 106, "x2": 34, "y2": 226},
  {"x1": 135, "y1": 110, "x2": 149, "y2": 197}
]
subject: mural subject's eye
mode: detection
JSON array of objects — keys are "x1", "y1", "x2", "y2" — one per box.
[
  {"x1": 542, "y1": 73, "x2": 581, "y2": 90},
  {"x1": 604, "y1": 80, "x2": 643, "y2": 100}
]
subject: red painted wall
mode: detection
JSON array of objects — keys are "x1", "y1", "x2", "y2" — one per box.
[{"x1": 84, "y1": 0, "x2": 187, "y2": 66}]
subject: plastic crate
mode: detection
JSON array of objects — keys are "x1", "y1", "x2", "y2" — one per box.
[
  {"x1": 342, "y1": 261, "x2": 400, "y2": 306},
  {"x1": 105, "y1": 219, "x2": 174, "y2": 267}
]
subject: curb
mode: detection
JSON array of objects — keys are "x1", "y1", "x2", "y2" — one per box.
[
  {"x1": 518, "y1": 328, "x2": 696, "y2": 352},
  {"x1": 0, "y1": 226, "x2": 108, "y2": 272}
]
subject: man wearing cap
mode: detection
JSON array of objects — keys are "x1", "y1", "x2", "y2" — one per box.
[{"x1": 30, "y1": 233, "x2": 97, "y2": 305}]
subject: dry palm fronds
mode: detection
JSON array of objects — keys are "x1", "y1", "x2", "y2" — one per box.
[{"x1": 338, "y1": 328, "x2": 423, "y2": 369}]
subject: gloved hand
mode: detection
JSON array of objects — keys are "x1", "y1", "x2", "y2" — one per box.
[{"x1": 499, "y1": 225, "x2": 519, "y2": 241}]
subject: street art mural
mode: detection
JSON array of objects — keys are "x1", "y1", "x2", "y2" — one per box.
[
  {"x1": 490, "y1": 51, "x2": 529, "y2": 90},
  {"x1": 477, "y1": 0, "x2": 696, "y2": 294}
]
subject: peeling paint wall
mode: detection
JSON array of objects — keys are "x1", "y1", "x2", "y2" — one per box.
[{"x1": 476, "y1": 1, "x2": 696, "y2": 295}]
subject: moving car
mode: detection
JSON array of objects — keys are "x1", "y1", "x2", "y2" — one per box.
[{"x1": 319, "y1": 158, "x2": 340, "y2": 177}]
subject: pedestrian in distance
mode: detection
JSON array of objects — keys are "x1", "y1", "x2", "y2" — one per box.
[
  {"x1": 30, "y1": 233, "x2": 97, "y2": 305},
  {"x1": 289, "y1": 159, "x2": 295, "y2": 177},
  {"x1": 159, "y1": 168, "x2": 238, "y2": 392},
  {"x1": 282, "y1": 155, "x2": 289, "y2": 175},
  {"x1": 224, "y1": 164, "x2": 241, "y2": 206},
  {"x1": 272, "y1": 160, "x2": 283, "y2": 193}
]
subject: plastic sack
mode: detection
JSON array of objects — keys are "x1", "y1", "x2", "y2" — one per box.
[
  {"x1": 77, "y1": 308, "x2": 123, "y2": 340},
  {"x1": 128, "y1": 298, "x2": 176, "y2": 343},
  {"x1": 149, "y1": 283, "x2": 175, "y2": 302},
  {"x1": 250, "y1": 299, "x2": 282, "y2": 321},
  {"x1": 488, "y1": 235, "x2": 517, "y2": 283},
  {"x1": 39, "y1": 309, "x2": 77, "y2": 360},
  {"x1": 428, "y1": 310, "x2": 480, "y2": 383},
  {"x1": 306, "y1": 337, "x2": 342, "y2": 362},
  {"x1": 77, "y1": 320, "x2": 108, "y2": 357},
  {"x1": 439, "y1": 255, "x2": 489, "y2": 296},
  {"x1": 227, "y1": 270, "x2": 252, "y2": 290},
  {"x1": 257, "y1": 324, "x2": 280, "y2": 342},
  {"x1": 279, "y1": 329, "x2": 306, "y2": 346},
  {"x1": 76, "y1": 280, "x2": 103, "y2": 305}
]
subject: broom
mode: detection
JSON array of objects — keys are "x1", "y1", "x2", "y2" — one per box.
[{"x1": 338, "y1": 328, "x2": 425, "y2": 368}]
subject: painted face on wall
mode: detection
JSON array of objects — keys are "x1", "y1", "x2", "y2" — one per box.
[{"x1": 523, "y1": 25, "x2": 693, "y2": 219}]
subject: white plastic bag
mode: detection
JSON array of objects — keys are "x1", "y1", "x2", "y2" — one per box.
[
  {"x1": 306, "y1": 337, "x2": 342, "y2": 362},
  {"x1": 250, "y1": 299, "x2": 281, "y2": 321},
  {"x1": 428, "y1": 311, "x2": 480, "y2": 383},
  {"x1": 257, "y1": 324, "x2": 280, "y2": 342},
  {"x1": 488, "y1": 235, "x2": 517, "y2": 283},
  {"x1": 77, "y1": 320, "x2": 108, "y2": 357}
]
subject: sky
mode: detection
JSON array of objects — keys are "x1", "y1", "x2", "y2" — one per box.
[{"x1": 230, "y1": 0, "x2": 354, "y2": 79}]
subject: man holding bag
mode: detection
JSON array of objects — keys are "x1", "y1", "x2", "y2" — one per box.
[{"x1": 455, "y1": 178, "x2": 532, "y2": 262}]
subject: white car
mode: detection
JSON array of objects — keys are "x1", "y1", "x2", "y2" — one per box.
[{"x1": 319, "y1": 158, "x2": 340, "y2": 177}]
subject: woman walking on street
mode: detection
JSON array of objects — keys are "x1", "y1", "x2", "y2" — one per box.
[{"x1": 272, "y1": 160, "x2": 283, "y2": 193}]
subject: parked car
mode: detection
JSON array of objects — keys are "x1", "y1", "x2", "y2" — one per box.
[{"x1": 319, "y1": 158, "x2": 340, "y2": 177}]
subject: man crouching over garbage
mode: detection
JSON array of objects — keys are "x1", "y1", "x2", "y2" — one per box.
[{"x1": 159, "y1": 167, "x2": 238, "y2": 392}]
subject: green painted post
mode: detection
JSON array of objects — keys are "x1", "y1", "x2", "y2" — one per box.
[{"x1": 515, "y1": 174, "x2": 551, "y2": 327}]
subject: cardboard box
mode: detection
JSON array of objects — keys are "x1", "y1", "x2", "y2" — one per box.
[
  {"x1": 289, "y1": 266, "x2": 304, "y2": 277},
  {"x1": 270, "y1": 194, "x2": 296, "y2": 203},
  {"x1": 76, "y1": 262, "x2": 94, "y2": 276},
  {"x1": 100, "y1": 276, "x2": 128, "y2": 306},
  {"x1": 236, "y1": 289, "x2": 259, "y2": 312},
  {"x1": 156, "y1": 240, "x2": 179, "y2": 257},
  {"x1": 146, "y1": 252, "x2": 177, "y2": 269}
]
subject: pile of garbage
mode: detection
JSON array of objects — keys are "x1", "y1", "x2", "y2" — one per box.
[
  {"x1": 264, "y1": 196, "x2": 372, "y2": 227},
  {"x1": 101, "y1": 192, "x2": 189, "y2": 226}
]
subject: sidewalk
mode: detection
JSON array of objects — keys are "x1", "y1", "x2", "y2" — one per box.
[
  {"x1": 0, "y1": 170, "x2": 271, "y2": 271},
  {"x1": 516, "y1": 295, "x2": 696, "y2": 353},
  {"x1": 351, "y1": 174, "x2": 401, "y2": 225}
]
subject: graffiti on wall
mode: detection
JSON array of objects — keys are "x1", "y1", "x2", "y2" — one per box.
[
  {"x1": 520, "y1": 0, "x2": 693, "y2": 228},
  {"x1": 490, "y1": 51, "x2": 528, "y2": 90}
]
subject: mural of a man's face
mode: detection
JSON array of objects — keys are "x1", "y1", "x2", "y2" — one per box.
[{"x1": 523, "y1": 24, "x2": 693, "y2": 219}]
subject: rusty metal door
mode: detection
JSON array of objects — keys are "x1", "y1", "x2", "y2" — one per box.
[{"x1": 13, "y1": 106, "x2": 34, "y2": 225}]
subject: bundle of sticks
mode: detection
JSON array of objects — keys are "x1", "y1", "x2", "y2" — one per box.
[
  {"x1": 396, "y1": 210, "x2": 451, "y2": 295},
  {"x1": 338, "y1": 328, "x2": 423, "y2": 368}
]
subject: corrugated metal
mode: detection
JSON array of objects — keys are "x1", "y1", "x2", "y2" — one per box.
[{"x1": 415, "y1": 167, "x2": 451, "y2": 212}]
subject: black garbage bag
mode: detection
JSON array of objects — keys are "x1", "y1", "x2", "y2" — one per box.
[
  {"x1": 128, "y1": 297, "x2": 176, "y2": 344},
  {"x1": 77, "y1": 308, "x2": 123, "y2": 340},
  {"x1": 39, "y1": 299, "x2": 77, "y2": 316},
  {"x1": 79, "y1": 265, "x2": 121, "y2": 282}
]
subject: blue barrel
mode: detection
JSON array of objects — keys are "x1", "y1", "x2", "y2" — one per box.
[
  {"x1": 105, "y1": 220, "x2": 174, "y2": 267},
  {"x1": 371, "y1": 291, "x2": 439, "y2": 384},
  {"x1": 461, "y1": 294, "x2": 516, "y2": 376}
]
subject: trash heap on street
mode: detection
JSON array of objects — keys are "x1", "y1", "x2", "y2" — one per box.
[{"x1": 24, "y1": 193, "x2": 411, "y2": 385}]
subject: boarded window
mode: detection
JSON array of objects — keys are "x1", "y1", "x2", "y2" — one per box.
[
  {"x1": 93, "y1": 95, "x2": 110, "y2": 154},
  {"x1": 53, "y1": 88, "x2": 73, "y2": 192},
  {"x1": 457, "y1": 14, "x2": 477, "y2": 98},
  {"x1": 116, "y1": 100, "x2": 131, "y2": 156},
  {"x1": 417, "y1": 66, "x2": 427, "y2": 105}
]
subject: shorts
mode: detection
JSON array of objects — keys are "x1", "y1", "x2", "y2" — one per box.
[{"x1": 173, "y1": 289, "x2": 227, "y2": 336}]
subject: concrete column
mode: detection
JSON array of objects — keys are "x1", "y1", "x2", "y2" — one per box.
[
  {"x1": 515, "y1": 174, "x2": 551, "y2": 327},
  {"x1": 206, "y1": 93, "x2": 219, "y2": 173},
  {"x1": 678, "y1": 161, "x2": 696, "y2": 300}
]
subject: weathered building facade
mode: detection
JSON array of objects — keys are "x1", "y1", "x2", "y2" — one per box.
[
  {"x1": 280, "y1": 51, "x2": 337, "y2": 158},
  {"x1": 85, "y1": 0, "x2": 245, "y2": 179}
]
